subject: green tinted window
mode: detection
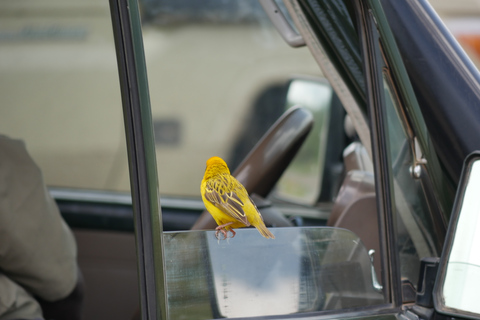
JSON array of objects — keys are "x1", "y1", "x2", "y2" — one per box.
[
  {"x1": 368, "y1": 9, "x2": 443, "y2": 294},
  {"x1": 382, "y1": 74, "x2": 438, "y2": 287}
]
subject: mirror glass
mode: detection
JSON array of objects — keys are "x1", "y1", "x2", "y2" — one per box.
[
  {"x1": 442, "y1": 159, "x2": 480, "y2": 314},
  {"x1": 274, "y1": 78, "x2": 333, "y2": 205},
  {"x1": 164, "y1": 227, "x2": 384, "y2": 319}
]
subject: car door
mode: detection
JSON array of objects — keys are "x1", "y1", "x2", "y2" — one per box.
[
  {"x1": 272, "y1": 0, "x2": 461, "y2": 318},
  {"x1": 1, "y1": 0, "x2": 471, "y2": 318},
  {"x1": 296, "y1": 0, "x2": 457, "y2": 311},
  {"x1": 96, "y1": 1, "x2": 462, "y2": 320}
]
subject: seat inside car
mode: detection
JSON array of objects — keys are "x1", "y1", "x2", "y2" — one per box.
[{"x1": 327, "y1": 119, "x2": 381, "y2": 280}]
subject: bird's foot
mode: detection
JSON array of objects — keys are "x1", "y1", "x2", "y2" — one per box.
[
  {"x1": 215, "y1": 223, "x2": 235, "y2": 240},
  {"x1": 215, "y1": 228, "x2": 228, "y2": 240}
]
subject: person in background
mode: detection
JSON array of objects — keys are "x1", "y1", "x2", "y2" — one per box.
[{"x1": 0, "y1": 135, "x2": 83, "y2": 320}]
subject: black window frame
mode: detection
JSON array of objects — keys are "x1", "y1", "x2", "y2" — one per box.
[
  {"x1": 109, "y1": 0, "x2": 167, "y2": 319},
  {"x1": 355, "y1": 0, "x2": 402, "y2": 309},
  {"x1": 359, "y1": 0, "x2": 447, "y2": 310}
]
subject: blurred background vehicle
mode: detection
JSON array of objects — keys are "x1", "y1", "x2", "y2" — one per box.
[
  {"x1": 2, "y1": 0, "x2": 480, "y2": 199},
  {"x1": 0, "y1": 0, "x2": 321, "y2": 197}
]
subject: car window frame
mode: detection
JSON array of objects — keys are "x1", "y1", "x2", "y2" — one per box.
[
  {"x1": 355, "y1": 0, "x2": 400, "y2": 308},
  {"x1": 362, "y1": 0, "x2": 449, "y2": 308},
  {"x1": 366, "y1": 0, "x2": 450, "y2": 242},
  {"x1": 109, "y1": 0, "x2": 168, "y2": 318}
]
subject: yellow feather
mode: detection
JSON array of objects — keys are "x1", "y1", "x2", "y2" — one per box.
[{"x1": 200, "y1": 156, "x2": 275, "y2": 239}]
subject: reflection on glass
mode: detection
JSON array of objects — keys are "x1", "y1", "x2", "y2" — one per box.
[
  {"x1": 274, "y1": 79, "x2": 332, "y2": 205},
  {"x1": 443, "y1": 160, "x2": 480, "y2": 314},
  {"x1": 382, "y1": 73, "x2": 439, "y2": 290},
  {"x1": 164, "y1": 227, "x2": 384, "y2": 319}
]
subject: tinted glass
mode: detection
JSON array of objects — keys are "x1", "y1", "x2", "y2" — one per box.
[
  {"x1": 368, "y1": 15, "x2": 442, "y2": 293},
  {"x1": 382, "y1": 75, "x2": 438, "y2": 287}
]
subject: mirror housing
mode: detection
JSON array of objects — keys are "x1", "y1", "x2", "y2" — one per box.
[{"x1": 434, "y1": 151, "x2": 480, "y2": 318}]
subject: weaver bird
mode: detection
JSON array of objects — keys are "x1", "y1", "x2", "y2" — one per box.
[{"x1": 200, "y1": 156, "x2": 275, "y2": 240}]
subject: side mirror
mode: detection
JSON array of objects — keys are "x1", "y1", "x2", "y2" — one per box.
[
  {"x1": 434, "y1": 151, "x2": 480, "y2": 318},
  {"x1": 273, "y1": 76, "x2": 340, "y2": 205}
]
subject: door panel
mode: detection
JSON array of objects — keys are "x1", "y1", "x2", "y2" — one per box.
[{"x1": 74, "y1": 230, "x2": 139, "y2": 320}]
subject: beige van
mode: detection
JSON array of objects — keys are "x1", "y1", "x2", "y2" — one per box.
[{"x1": 0, "y1": 0, "x2": 321, "y2": 196}]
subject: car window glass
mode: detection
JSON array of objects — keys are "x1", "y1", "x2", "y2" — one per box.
[
  {"x1": 0, "y1": 0, "x2": 129, "y2": 192},
  {"x1": 164, "y1": 227, "x2": 384, "y2": 319},
  {"x1": 382, "y1": 75, "x2": 436, "y2": 288},
  {"x1": 369, "y1": 20, "x2": 443, "y2": 296}
]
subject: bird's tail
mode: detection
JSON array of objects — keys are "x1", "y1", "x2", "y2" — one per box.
[{"x1": 254, "y1": 223, "x2": 275, "y2": 239}]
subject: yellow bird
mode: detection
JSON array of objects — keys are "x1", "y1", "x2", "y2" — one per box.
[{"x1": 200, "y1": 156, "x2": 275, "y2": 240}]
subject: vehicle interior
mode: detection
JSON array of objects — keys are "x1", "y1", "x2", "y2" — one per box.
[{"x1": 0, "y1": 0, "x2": 455, "y2": 319}]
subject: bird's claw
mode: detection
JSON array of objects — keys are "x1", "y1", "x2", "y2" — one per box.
[
  {"x1": 215, "y1": 222, "x2": 235, "y2": 240},
  {"x1": 214, "y1": 228, "x2": 236, "y2": 240},
  {"x1": 215, "y1": 229, "x2": 227, "y2": 240}
]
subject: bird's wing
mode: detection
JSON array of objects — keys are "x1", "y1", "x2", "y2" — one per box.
[
  {"x1": 204, "y1": 176, "x2": 250, "y2": 226},
  {"x1": 249, "y1": 196, "x2": 264, "y2": 222}
]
